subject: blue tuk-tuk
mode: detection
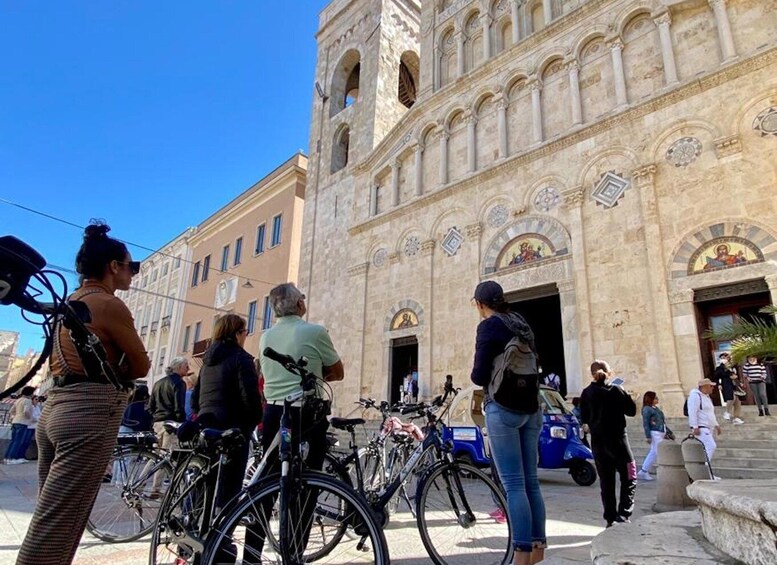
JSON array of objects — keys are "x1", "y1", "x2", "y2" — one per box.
[{"x1": 443, "y1": 385, "x2": 597, "y2": 486}]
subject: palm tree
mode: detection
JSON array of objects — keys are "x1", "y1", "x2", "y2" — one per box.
[{"x1": 705, "y1": 305, "x2": 777, "y2": 364}]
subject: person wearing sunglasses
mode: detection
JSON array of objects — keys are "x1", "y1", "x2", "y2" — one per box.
[{"x1": 17, "y1": 222, "x2": 150, "y2": 565}]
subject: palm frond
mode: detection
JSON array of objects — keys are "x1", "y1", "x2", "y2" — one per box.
[{"x1": 705, "y1": 315, "x2": 777, "y2": 364}]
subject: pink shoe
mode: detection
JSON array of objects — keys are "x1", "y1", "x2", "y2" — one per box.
[{"x1": 489, "y1": 508, "x2": 507, "y2": 524}]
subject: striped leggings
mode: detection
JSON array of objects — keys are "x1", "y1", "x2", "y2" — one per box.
[{"x1": 17, "y1": 383, "x2": 127, "y2": 565}]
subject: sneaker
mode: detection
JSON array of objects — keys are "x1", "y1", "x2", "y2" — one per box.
[
  {"x1": 637, "y1": 470, "x2": 654, "y2": 481},
  {"x1": 723, "y1": 412, "x2": 731, "y2": 420},
  {"x1": 489, "y1": 508, "x2": 507, "y2": 524},
  {"x1": 733, "y1": 418, "x2": 744, "y2": 425},
  {"x1": 8, "y1": 459, "x2": 25, "y2": 465}
]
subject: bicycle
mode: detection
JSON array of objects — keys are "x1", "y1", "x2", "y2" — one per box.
[
  {"x1": 200, "y1": 347, "x2": 389, "y2": 565},
  {"x1": 86, "y1": 429, "x2": 175, "y2": 543},
  {"x1": 330, "y1": 397, "x2": 512, "y2": 565}
]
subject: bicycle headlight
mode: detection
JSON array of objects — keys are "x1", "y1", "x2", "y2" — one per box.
[{"x1": 550, "y1": 426, "x2": 567, "y2": 439}]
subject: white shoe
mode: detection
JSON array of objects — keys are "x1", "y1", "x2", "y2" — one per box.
[
  {"x1": 723, "y1": 412, "x2": 731, "y2": 420},
  {"x1": 637, "y1": 470, "x2": 654, "y2": 481},
  {"x1": 733, "y1": 418, "x2": 744, "y2": 425},
  {"x1": 712, "y1": 475, "x2": 722, "y2": 481},
  {"x1": 8, "y1": 459, "x2": 24, "y2": 465}
]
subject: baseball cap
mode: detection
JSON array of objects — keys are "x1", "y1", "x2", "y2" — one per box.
[
  {"x1": 698, "y1": 378, "x2": 714, "y2": 387},
  {"x1": 473, "y1": 281, "x2": 505, "y2": 307}
]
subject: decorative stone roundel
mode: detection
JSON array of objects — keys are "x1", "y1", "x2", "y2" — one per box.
[
  {"x1": 441, "y1": 227, "x2": 464, "y2": 257},
  {"x1": 487, "y1": 204, "x2": 509, "y2": 228},
  {"x1": 753, "y1": 107, "x2": 777, "y2": 137},
  {"x1": 666, "y1": 137, "x2": 703, "y2": 168},
  {"x1": 534, "y1": 187, "x2": 560, "y2": 213},
  {"x1": 373, "y1": 248, "x2": 387, "y2": 268},
  {"x1": 404, "y1": 236, "x2": 420, "y2": 257}
]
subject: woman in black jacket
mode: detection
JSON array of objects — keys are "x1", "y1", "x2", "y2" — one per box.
[{"x1": 193, "y1": 314, "x2": 262, "y2": 505}]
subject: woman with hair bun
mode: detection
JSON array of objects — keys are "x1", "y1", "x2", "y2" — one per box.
[
  {"x1": 17, "y1": 222, "x2": 150, "y2": 565},
  {"x1": 579, "y1": 360, "x2": 637, "y2": 529}
]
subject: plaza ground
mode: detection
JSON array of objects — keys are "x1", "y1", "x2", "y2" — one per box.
[{"x1": 0, "y1": 460, "x2": 659, "y2": 564}]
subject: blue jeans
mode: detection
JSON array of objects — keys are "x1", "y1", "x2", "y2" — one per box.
[
  {"x1": 4, "y1": 423, "x2": 28, "y2": 460},
  {"x1": 486, "y1": 401, "x2": 546, "y2": 553}
]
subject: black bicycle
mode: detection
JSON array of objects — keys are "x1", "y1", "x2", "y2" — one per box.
[{"x1": 195, "y1": 348, "x2": 388, "y2": 565}]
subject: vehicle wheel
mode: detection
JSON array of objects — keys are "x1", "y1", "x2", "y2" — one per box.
[
  {"x1": 202, "y1": 472, "x2": 390, "y2": 565},
  {"x1": 570, "y1": 460, "x2": 597, "y2": 486},
  {"x1": 417, "y1": 462, "x2": 511, "y2": 565},
  {"x1": 87, "y1": 446, "x2": 171, "y2": 543}
]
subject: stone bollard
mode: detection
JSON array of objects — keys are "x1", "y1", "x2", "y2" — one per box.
[
  {"x1": 652, "y1": 439, "x2": 695, "y2": 512},
  {"x1": 681, "y1": 435, "x2": 713, "y2": 481}
]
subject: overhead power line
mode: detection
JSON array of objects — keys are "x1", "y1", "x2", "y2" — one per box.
[{"x1": 0, "y1": 196, "x2": 284, "y2": 289}]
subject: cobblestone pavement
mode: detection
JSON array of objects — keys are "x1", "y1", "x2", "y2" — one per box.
[{"x1": 0, "y1": 461, "x2": 658, "y2": 564}]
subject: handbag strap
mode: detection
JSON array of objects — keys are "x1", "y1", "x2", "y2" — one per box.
[{"x1": 52, "y1": 287, "x2": 108, "y2": 378}]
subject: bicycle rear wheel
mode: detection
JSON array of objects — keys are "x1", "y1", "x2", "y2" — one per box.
[
  {"x1": 417, "y1": 462, "x2": 511, "y2": 565},
  {"x1": 86, "y1": 446, "x2": 171, "y2": 543},
  {"x1": 202, "y1": 471, "x2": 389, "y2": 565},
  {"x1": 150, "y1": 454, "x2": 210, "y2": 565}
]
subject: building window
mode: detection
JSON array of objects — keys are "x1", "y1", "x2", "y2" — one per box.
[
  {"x1": 166, "y1": 294, "x2": 175, "y2": 317},
  {"x1": 247, "y1": 300, "x2": 257, "y2": 334},
  {"x1": 158, "y1": 347, "x2": 167, "y2": 370},
  {"x1": 151, "y1": 269, "x2": 158, "y2": 283},
  {"x1": 330, "y1": 49, "x2": 361, "y2": 117},
  {"x1": 262, "y1": 296, "x2": 273, "y2": 330},
  {"x1": 191, "y1": 261, "x2": 200, "y2": 287},
  {"x1": 398, "y1": 51, "x2": 419, "y2": 109},
  {"x1": 234, "y1": 237, "x2": 243, "y2": 266},
  {"x1": 193, "y1": 321, "x2": 202, "y2": 343},
  {"x1": 182, "y1": 325, "x2": 191, "y2": 352},
  {"x1": 142, "y1": 275, "x2": 148, "y2": 288},
  {"x1": 255, "y1": 224, "x2": 266, "y2": 255},
  {"x1": 221, "y1": 244, "x2": 230, "y2": 272},
  {"x1": 331, "y1": 125, "x2": 350, "y2": 173},
  {"x1": 271, "y1": 214, "x2": 282, "y2": 247},
  {"x1": 175, "y1": 255, "x2": 182, "y2": 269},
  {"x1": 162, "y1": 263, "x2": 169, "y2": 276},
  {"x1": 202, "y1": 255, "x2": 211, "y2": 282}
]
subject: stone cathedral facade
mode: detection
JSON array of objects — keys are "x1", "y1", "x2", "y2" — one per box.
[{"x1": 300, "y1": 0, "x2": 777, "y2": 415}]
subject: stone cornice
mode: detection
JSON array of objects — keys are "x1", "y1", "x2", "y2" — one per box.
[{"x1": 348, "y1": 46, "x2": 777, "y2": 237}]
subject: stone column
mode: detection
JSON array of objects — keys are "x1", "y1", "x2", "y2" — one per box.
[
  {"x1": 668, "y1": 288, "x2": 702, "y2": 405},
  {"x1": 465, "y1": 223, "x2": 484, "y2": 294},
  {"x1": 414, "y1": 144, "x2": 424, "y2": 196},
  {"x1": 457, "y1": 31, "x2": 466, "y2": 77},
  {"x1": 391, "y1": 161, "x2": 401, "y2": 207},
  {"x1": 633, "y1": 164, "x2": 685, "y2": 412},
  {"x1": 438, "y1": 131, "x2": 449, "y2": 185},
  {"x1": 566, "y1": 59, "x2": 582, "y2": 125},
  {"x1": 529, "y1": 78, "x2": 543, "y2": 144},
  {"x1": 433, "y1": 46, "x2": 441, "y2": 91},
  {"x1": 496, "y1": 96, "x2": 508, "y2": 159},
  {"x1": 562, "y1": 188, "x2": 594, "y2": 367},
  {"x1": 608, "y1": 37, "x2": 628, "y2": 107},
  {"x1": 766, "y1": 275, "x2": 777, "y2": 320},
  {"x1": 347, "y1": 262, "x2": 370, "y2": 400},
  {"x1": 369, "y1": 182, "x2": 379, "y2": 217},
  {"x1": 543, "y1": 0, "x2": 552, "y2": 26},
  {"x1": 557, "y1": 279, "x2": 583, "y2": 395},
  {"x1": 466, "y1": 113, "x2": 477, "y2": 173},
  {"x1": 653, "y1": 10, "x2": 679, "y2": 85},
  {"x1": 708, "y1": 0, "x2": 737, "y2": 62},
  {"x1": 481, "y1": 13, "x2": 492, "y2": 60},
  {"x1": 510, "y1": 0, "x2": 521, "y2": 45},
  {"x1": 420, "y1": 240, "x2": 436, "y2": 398}
]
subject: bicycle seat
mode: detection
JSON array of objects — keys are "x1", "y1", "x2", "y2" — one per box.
[
  {"x1": 163, "y1": 421, "x2": 183, "y2": 434},
  {"x1": 200, "y1": 427, "x2": 242, "y2": 442},
  {"x1": 329, "y1": 417, "x2": 366, "y2": 430}
]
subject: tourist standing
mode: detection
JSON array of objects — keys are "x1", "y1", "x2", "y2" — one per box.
[
  {"x1": 743, "y1": 355, "x2": 770, "y2": 416},
  {"x1": 17, "y1": 222, "x2": 149, "y2": 565},
  {"x1": 119, "y1": 385, "x2": 152, "y2": 433},
  {"x1": 637, "y1": 391, "x2": 665, "y2": 481},
  {"x1": 715, "y1": 352, "x2": 744, "y2": 424},
  {"x1": 470, "y1": 280, "x2": 546, "y2": 565},
  {"x1": 403, "y1": 374, "x2": 414, "y2": 403},
  {"x1": 22, "y1": 395, "x2": 42, "y2": 460},
  {"x1": 579, "y1": 360, "x2": 637, "y2": 528},
  {"x1": 148, "y1": 357, "x2": 188, "y2": 447},
  {"x1": 687, "y1": 378, "x2": 722, "y2": 465},
  {"x1": 3, "y1": 386, "x2": 35, "y2": 464}
]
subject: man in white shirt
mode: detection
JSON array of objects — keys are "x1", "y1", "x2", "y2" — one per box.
[{"x1": 687, "y1": 378, "x2": 722, "y2": 460}]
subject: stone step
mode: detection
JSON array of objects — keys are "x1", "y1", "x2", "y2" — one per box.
[
  {"x1": 631, "y1": 446, "x2": 777, "y2": 461},
  {"x1": 627, "y1": 425, "x2": 777, "y2": 439},
  {"x1": 714, "y1": 457, "x2": 777, "y2": 470},
  {"x1": 712, "y1": 467, "x2": 776, "y2": 479}
]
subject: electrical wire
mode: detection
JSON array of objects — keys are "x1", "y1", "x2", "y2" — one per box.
[{"x1": 0, "y1": 196, "x2": 284, "y2": 289}]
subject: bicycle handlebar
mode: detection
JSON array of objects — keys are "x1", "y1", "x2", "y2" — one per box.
[{"x1": 262, "y1": 347, "x2": 316, "y2": 392}]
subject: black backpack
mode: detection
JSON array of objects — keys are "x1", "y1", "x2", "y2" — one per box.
[{"x1": 682, "y1": 398, "x2": 689, "y2": 417}]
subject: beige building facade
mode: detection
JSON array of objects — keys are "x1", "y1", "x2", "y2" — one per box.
[
  {"x1": 117, "y1": 228, "x2": 197, "y2": 388},
  {"x1": 301, "y1": 0, "x2": 777, "y2": 414},
  {"x1": 180, "y1": 153, "x2": 308, "y2": 366}
]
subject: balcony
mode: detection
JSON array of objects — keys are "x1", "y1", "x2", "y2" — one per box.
[
  {"x1": 161, "y1": 316, "x2": 171, "y2": 330},
  {"x1": 140, "y1": 325, "x2": 148, "y2": 337},
  {"x1": 150, "y1": 321, "x2": 159, "y2": 334},
  {"x1": 192, "y1": 338, "x2": 211, "y2": 358}
]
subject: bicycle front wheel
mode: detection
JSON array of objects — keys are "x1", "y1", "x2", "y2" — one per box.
[
  {"x1": 202, "y1": 472, "x2": 389, "y2": 565},
  {"x1": 417, "y1": 462, "x2": 512, "y2": 565},
  {"x1": 86, "y1": 446, "x2": 171, "y2": 543}
]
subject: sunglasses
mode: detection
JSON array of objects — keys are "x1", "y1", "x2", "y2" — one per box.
[{"x1": 118, "y1": 260, "x2": 141, "y2": 275}]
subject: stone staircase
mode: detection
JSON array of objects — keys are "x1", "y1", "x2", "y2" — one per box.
[{"x1": 627, "y1": 404, "x2": 777, "y2": 480}]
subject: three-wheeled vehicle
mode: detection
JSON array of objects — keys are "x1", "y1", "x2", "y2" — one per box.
[{"x1": 443, "y1": 385, "x2": 597, "y2": 486}]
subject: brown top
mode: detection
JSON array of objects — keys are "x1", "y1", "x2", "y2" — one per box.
[{"x1": 50, "y1": 280, "x2": 151, "y2": 380}]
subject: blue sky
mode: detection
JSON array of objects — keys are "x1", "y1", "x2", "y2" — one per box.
[{"x1": 0, "y1": 1, "x2": 331, "y2": 353}]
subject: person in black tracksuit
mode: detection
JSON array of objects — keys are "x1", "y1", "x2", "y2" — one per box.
[{"x1": 579, "y1": 359, "x2": 637, "y2": 528}]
